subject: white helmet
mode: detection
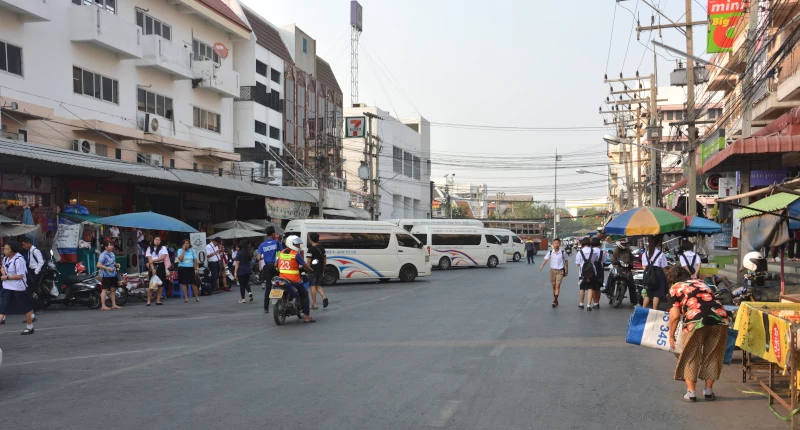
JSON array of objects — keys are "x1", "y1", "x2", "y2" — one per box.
[
  {"x1": 743, "y1": 251, "x2": 766, "y2": 271},
  {"x1": 285, "y1": 235, "x2": 303, "y2": 252}
]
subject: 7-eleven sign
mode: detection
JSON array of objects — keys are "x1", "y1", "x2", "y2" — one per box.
[{"x1": 346, "y1": 117, "x2": 366, "y2": 137}]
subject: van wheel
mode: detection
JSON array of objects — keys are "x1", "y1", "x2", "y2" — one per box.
[
  {"x1": 322, "y1": 266, "x2": 339, "y2": 286},
  {"x1": 512, "y1": 252, "x2": 522, "y2": 262},
  {"x1": 438, "y1": 257, "x2": 451, "y2": 270},
  {"x1": 399, "y1": 264, "x2": 418, "y2": 282},
  {"x1": 487, "y1": 256, "x2": 499, "y2": 268}
]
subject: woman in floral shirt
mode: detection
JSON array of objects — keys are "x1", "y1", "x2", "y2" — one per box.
[{"x1": 666, "y1": 264, "x2": 729, "y2": 403}]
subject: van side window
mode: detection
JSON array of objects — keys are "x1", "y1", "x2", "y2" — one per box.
[
  {"x1": 485, "y1": 235, "x2": 502, "y2": 245},
  {"x1": 316, "y1": 232, "x2": 391, "y2": 249},
  {"x1": 413, "y1": 234, "x2": 427, "y2": 245},
  {"x1": 512, "y1": 236, "x2": 522, "y2": 244},
  {"x1": 496, "y1": 235, "x2": 509, "y2": 243},
  {"x1": 396, "y1": 233, "x2": 422, "y2": 249},
  {"x1": 432, "y1": 234, "x2": 481, "y2": 246}
]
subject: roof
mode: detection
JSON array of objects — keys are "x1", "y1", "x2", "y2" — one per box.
[
  {"x1": 197, "y1": 0, "x2": 251, "y2": 32},
  {"x1": 315, "y1": 56, "x2": 342, "y2": 94},
  {"x1": 0, "y1": 138, "x2": 316, "y2": 203},
  {"x1": 242, "y1": 7, "x2": 293, "y2": 64},
  {"x1": 738, "y1": 193, "x2": 800, "y2": 219}
]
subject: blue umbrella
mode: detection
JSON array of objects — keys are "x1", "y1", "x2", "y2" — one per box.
[
  {"x1": 96, "y1": 212, "x2": 198, "y2": 233},
  {"x1": 22, "y1": 206, "x2": 35, "y2": 244},
  {"x1": 683, "y1": 216, "x2": 723, "y2": 235}
]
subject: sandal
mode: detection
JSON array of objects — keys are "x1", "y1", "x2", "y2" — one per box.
[
  {"x1": 323, "y1": 298, "x2": 329, "y2": 308},
  {"x1": 303, "y1": 319, "x2": 317, "y2": 324},
  {"x1": 312, "y1": 305, "x2": 319, "y2": 310},
  {"x1": 156, "y1": 302, "x2": 163, "y2": 305}
]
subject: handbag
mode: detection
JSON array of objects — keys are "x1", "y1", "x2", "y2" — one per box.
[
  {"x1": 626, "y1": 306, "x2": 683, "y2": 353},
  {"x1": 149, "y1": 275, "x2": 162, "y2": 290}
]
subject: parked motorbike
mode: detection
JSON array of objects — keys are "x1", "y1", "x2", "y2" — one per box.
[
  {"x1": 633, "y1": 269, "x2": 645, "y2": 306},
  {"x1": 120, "y1": 272, "x2": 151, "y2": 302},
  {"x1": 198, "y1": 266, "x2": 215, "y2": 295},
  {"x1": 269, "y1": 276, "x2": 308, "y2": 325},
  {"x1": 606, "y1": 262, "x2": 632, "y2": 308},
  {"x1": 39, "y1": 261, "x2": 103, "y2": 310},
  {"x1": 713, "y1": 252, "x2": 772, "y2": 305}
]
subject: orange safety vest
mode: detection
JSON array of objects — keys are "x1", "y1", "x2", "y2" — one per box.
[{"x1": 277, "y1": 250, "x2": 301, "y2": 283}]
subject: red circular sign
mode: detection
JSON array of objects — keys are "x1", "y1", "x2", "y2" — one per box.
[{"x1": 213, "y1": 42, "x2": 229, "y2": 59}]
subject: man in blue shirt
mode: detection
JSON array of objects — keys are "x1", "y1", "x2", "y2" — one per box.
[{"x1": 257, "y1": 226, "x2": 283, "y2": 313}]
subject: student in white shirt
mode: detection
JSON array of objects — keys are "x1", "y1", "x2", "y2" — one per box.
[
  {"x1": 540, "y1": 238, "x2": 568, "y2": 308},
  {"x1": 575, "y1": 237, "x2": 600, "y2": 311},
  {"x1": 146, "y1": 237, "x2": 169, "y2": 306},
  {"x1": 21, "y1": 238, "x2": 42, "y2": 321},
  {"x1": 0, "y1": 241, "x2": 35, "y2": 334},
  {"x1": 205, "y1": 237, "x2": 223, "y2": 293},
  {"x1": 680, "y1": 240, "x2": 701, "y2": 279},
  {"x1": 641, "y1": 237, "x2": 669, "y2": 310}
]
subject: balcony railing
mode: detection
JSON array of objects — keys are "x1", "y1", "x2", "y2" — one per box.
[
  {"x1": 0, "y1": 0, "x2": 50, "y2": 22},
  {"x1": 69, "y1": 4, "x2": 142, "y2": 59},
  {"x1": 136, "y1": 35, "x2": 192, "y2": 79},
  {"x1": 191, "y1": 60, "x2": 239, "y2": 98}
]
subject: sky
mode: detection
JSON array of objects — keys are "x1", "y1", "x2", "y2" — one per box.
[{"x1": 242, "y1": 0, "x2": 711, "y2": 204}]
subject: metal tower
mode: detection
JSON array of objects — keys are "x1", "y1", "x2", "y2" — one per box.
[{"x1": 350, "y1": 1, "x2": 363, "y2": 106}]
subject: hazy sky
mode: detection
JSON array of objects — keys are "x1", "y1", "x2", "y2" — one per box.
[{"x1": 243, "y1": 0, "x2": 708, "y2": 203}]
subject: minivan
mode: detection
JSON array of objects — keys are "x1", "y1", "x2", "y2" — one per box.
[
  {"x1": 410, "y1": 225, "x2": 506, "y2": 270},
  {"x1": 284, "y1": 220, "x2": 431, "y2": 286},
  {"x1": 486, "y1": 228, "x2": 525, "y2": 262}
]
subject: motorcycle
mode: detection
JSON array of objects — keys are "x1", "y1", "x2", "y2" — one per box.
[
  {"x1": 120, "y1": 272, "x2": 151, "y2": 302},
  {"x1": 606, "y1": 262, "x2": 632, "y2": 308},
  {"x1": 269, "y1": 276, "x2": 308, "y2": 325},
  {"x1": 565, "y1": 246, "x2": 572, "y2": 256},
  {"x1": 198, "y1": 266, "x2": 215, "y2": 295},
  {"x1": 633, "y1": 269, "x2": 645, "y2": 306},
  {"x1": 39, "y1": 261, "x2": 103, "y2": 310}
]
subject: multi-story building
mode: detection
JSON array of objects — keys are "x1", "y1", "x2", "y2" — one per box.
[{"x1": 343, "y1": 106, "x2": 431, "y2": 220}]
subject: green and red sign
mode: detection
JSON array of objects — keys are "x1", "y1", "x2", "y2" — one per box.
[{"x1": 708, "y1": 0, "x2": 744, "y2": 53}]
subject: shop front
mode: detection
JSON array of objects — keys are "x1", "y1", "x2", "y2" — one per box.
[
  {"x1": 0, "y1": 173, "x2": 60, "y2": 245},
  {"x1": 67, "y1": 180, "x2": 133, "y2": 217}
]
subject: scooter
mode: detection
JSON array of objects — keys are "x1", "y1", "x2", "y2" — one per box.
[
  {"x1": 39, "y1": 261, "x2": 103, "y2": 310},
  {"x1": 269, "y1": 275, "x2": 309, "y2": 326},
  {"x1": 606, "y1": 261, "x2": 632, "y2": 308},
  {"x1": 121, "y1": 272, "x2": 151, "y2": 302}
]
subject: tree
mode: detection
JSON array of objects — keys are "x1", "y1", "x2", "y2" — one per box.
[{"x1": 451, "y1": 204, "x2": 468, "y2": 219}]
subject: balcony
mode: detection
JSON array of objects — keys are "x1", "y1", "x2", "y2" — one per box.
[
  {"x1": 191, "y1": 60, "x2": 239, "y2": 98},
  {"x1": 69, "y1": 4, "x2": 142, "y2": 59},
  {"x1": 136, "y1": 35, "x2": 192, "y2": 79},
  {"x1": 0, "y1": 0, "x2": 50, "y2": 22}
]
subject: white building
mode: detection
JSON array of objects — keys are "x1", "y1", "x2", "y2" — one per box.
[
  {"x1": 343, "y1": 106, "x2": 431, "y2": 220},
  {"x1": 0, "y1": 0, "x2": 250, "y2": 172}
]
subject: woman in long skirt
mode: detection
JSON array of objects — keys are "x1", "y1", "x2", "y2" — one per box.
[{"x1": 0, "y1": 241, "x2": 35, "y2": 335}]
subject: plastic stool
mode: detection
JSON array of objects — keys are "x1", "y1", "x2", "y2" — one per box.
[{"x1": 171, "y1": 281, "x2": 184, "y2": 298}]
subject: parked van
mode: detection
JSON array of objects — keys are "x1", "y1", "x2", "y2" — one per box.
[
  {"x1": 410, "y1": 225, "x2": 506, "y2": 270},
  {"x1": 284, "y1": 220, "x2": 431, "y2": 286},
  {"x1": 387, "y1": 219, "x2": 485, "y2": 233},
  {"x1": 486, "y1": 228, "x2": 525, "y2": 262}
]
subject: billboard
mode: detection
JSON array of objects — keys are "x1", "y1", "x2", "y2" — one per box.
[
  {"x1": 346, "y1": 116, "x2": 366, "y2": 137},
  {"x1": 351, "y1": 1, "x2": 363, "y2": 31},
  {"x1": 708, "y1": 0, "x2": 744, "y2": 53}
]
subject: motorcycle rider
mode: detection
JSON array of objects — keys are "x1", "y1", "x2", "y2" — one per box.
[
  {"x1": 602, "y1": 239, "x2": 637, "y2": 307},
  {"x1": 276, "y1": 236, "x2": 316, "y2": 324}
]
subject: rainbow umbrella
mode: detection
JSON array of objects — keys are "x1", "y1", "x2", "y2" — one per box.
[{"x1": 603, "y1": 207, "x2": 685, "y2": 236}]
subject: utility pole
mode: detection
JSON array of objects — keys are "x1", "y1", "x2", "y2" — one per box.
[
  {"x1": 684, "y1": 0, "x2": 697, "y2": 217},
  {"x1": 635, "y1": 104, "x2": 644, "y2": 207},
  {"x1": 317, "y1": 156, "x2": 327, "y2": 219},
  {"x1": 554, "y1": 150, "x2": 562, "y2": 239},
  {"x1": 649, "y1": 51, "x2": 659, "y2": 207},
  {"x1": 364, "y1": 111, "x2": 381, "y2": 220}
]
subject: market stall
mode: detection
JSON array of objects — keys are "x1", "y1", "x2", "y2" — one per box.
[{"x1": 735, "y1": 302, "x2": 800, "y2": 426}]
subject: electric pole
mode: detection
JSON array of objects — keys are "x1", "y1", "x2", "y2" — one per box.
[
  {"x1": 364, "y1": 111, "x2": 381, "y2": 220},
  {"x1": 684, "y1": 0, "x2": 697, "y2": 217},
  {"x1": 649, "y1": 51, "x2": 659, "y2": 207},
  {"x1": 554, "y1": 150, "x2": 561, "y2": 239}
]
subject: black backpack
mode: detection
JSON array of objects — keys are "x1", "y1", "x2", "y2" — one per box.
[
  {"x1": 643, "y1": 251, "x2": 663, "y2": 292},
  {"x1": 579, "y1": 249, "x2": 596, "y2": 283},
  {"x1": 681, "y1": 254, "x2": 697, "y2": 271}
]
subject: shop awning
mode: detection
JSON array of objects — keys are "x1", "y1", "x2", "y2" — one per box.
[
  {"x1": 737, "y1": 192, "x2": 800, "y2": 219},
  {"x1": 323, "y1": 208, "x2": 371, "y2": 219},
  {"x1": 58, "y1": 212, "x2": 103, "y2": 224},
  {"x1": 0, "y1": 138, "x2": 317, "y2": 203},
  {"x1": 698, "y1": 135, "x2": 800, "y2": 175}
]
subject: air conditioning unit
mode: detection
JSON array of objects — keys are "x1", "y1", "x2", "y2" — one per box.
[
  {"x1": 265, "y1": 160, "x2": 277, "y2": 178},
  {"x1": 143, "y1": 114, "x2": 159, "y2": 133},
  {"x1": 72, "y1": 139, "x2": 96, "y2": 155},
  {"x1": 145, "y1": 153, "x2": 163, "y2": 167}
]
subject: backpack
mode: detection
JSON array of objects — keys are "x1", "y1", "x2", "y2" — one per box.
[
  {"x1": 579, "y1": 249, "x2": 596, "y2": 283},
  {"x1": 593, "y1": 249, "x2": 605, "y2": 279},
  {"x1": 681, "y1": 254, "x2": 697, "y2": 271},
  {"x1": 643, "y1": 251, "x2": 663, "y2": 292}
]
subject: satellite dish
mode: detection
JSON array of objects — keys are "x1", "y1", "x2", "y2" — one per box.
[
  {"x1": 213, "y1": 42, "x2": 229, "y2": 59},
  {"x1": 150, "y1": 117, "x2": 159, "y2": 133}
]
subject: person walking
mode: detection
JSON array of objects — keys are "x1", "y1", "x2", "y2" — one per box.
[
  {"x1": 257, "y1": 226, "x2": 282, "y2": 313},
  {"x1": 306, "y1": 232, "x2": 329, "y2": 309},
  {"x1": 0, "y1": 241, "x2": 35, "y2": 334},
  {"x1": 575, "y1": 237, "x2": 599, "y2": 311},
  {"x1": 146, "y1": 237, "x2": 168, "y2": 306},
  {"x1": 591, "y1": 237, "x2": 605, "y2": 310},
  {"x1": 665, "y1": 264, "x2": 730, "y2": 402},
  {"x1": 219, "y1": 243, "x2": 231, "y2": 292},
  {"x1": 176, "y1": 239, "x2": 200, "y2": 303},
  {"x1": 642, "y1": 236, "x2": 668, "y2": 310},
  {"x1": 525, "y1": 240, "x2": 535, "y2": 264},
  {"x1": 234, "y1": 239, "x2": 254, "y2": 304},
  {"x1": 97, "y1": 239, "x2": 121, "y2": 311},
  {"x1": 679, "y1": 240, "x2": 701, "y2": 279},
  {"x1": 21, "y1": 237, "x2": 42, "y2": 321},
  {"x1": 540, "y1": 238, "x2": 567, "y2": 307},
  {"x1": 205, "y1": 237, "x2": 223, "y2": 293}
]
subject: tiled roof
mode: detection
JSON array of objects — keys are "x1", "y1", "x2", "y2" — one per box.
[
  {"x1": 197, "y1": 0, "x2": 251, "y2": 32},
  {"x1": 242, "y1": 7, "x2": 293, "y2": 64},
  {"x1": 316, "y1": 56, "x2": 342, "y2": 94}
]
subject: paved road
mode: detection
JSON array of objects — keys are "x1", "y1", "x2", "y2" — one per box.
[{"x1": 0, "y1": 261, "x2": 787, "y2": 429}]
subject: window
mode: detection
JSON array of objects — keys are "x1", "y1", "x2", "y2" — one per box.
[
  {"x1": 413, "y1": 156, "x2": 421, "y2": 180},
  {"x1": 0, "y1": 41, "x2": 22, "y2": 77},
  {"x1": 270, "y1": 89, "x2": 280, "y2": 112},
  {"x1": 73, "y1": 66, "x2": 118, "y2": 104},
  {"x1": 193, "y1": 39, "x2": 219, "y2": 63},
  {"x1": 193, "y1": 106, "x2": 221, "y2": 133},
  {"x1": 666, "y1": 111, "x2": 674, "y2": 121},
  {"x1": 495, "y1": 235, "x2": 510, "y2": 243},
  {"x1": 314, "y1": 232, "x2": 391, "y2": 249},
  {"x1": 269, "y1": 126, "x2": 280, "y2": 140},
  {"x1": 95, "y1": 143, "x2": 108, "y2": 157},
  {"x1": 271, "y1": 68, "x2": 280, "y2": 83},
  {"x1": 255, "y1": 120, "x2": 267, "y2": 136},
  {"x1": 396, "y1": 233, "x2": 422, "y2": 249},
  {"x1": 202, "y1": 164, "x2": 213, "y2": 173},
  {"x1": 413, "y1": 234, "x2": 427, "y2": 245},
  {"x1": 73, "y1": 0, "x2": 116, "y2": 14},
  {"x1": 137, "y1": 89, "x2": 173, "y2": 118},
  {"x1": 512, "y1": 236, "x2": 522, "y2": 244},
  {"x1": 256, "y1": 60, "x2": 267, "y2": 77},
  {"x1": 403, "y1": 151, "x2": 412, "y2": 177},
  {"x1": 393, "y1": 146, "x2": 402, "y2": 173},
  {"x1": 432, "y1": 234, "x2": 482, "y2": 246},
  {"x1": 136, "y1": 10, "x2": 171, "y2": 40},
  {"x1": 255, "y1": 82, "x2": 268, "y2": 107},
  {"x1": 169, "y1": 158, "x2": 175, "y2": 168},
  {"x1": 302, "y1": 38, "x2": 307, "y2": 53},
  {"x1": 115, "y1": 148, "x2": 121, "y2": 159},
  {"x1": 485, "y1": 235, "x2": 502, "y2": 245}
]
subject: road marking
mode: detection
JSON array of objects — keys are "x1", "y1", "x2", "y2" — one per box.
[
  {"x1": 489, "y1": 344, "x2": 507, "y2": 356},
  {"x1": 429, "y1": 400, "x2": 461, "y2": 427},
  {"x1": 1, "y1": 346, "x2": 187, "y2": 367}
]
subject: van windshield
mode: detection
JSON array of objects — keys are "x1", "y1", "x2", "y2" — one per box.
[{"x1": 413, "y1": 234, "x2": 427, "y2": 245}]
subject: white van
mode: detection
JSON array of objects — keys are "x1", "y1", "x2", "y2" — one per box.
[
  {"x1": 387, "y1": 218, "x2": 485, "y2": 233},
  {"x1": 410, "y1": 225, "x2": 506, "y2": 270},
  {"x1": 284, "y1": 220, "x2": 431, "y2": 286},
  {"x1": 486, "y1": 228, "x2": 525, "y2": 262}
]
